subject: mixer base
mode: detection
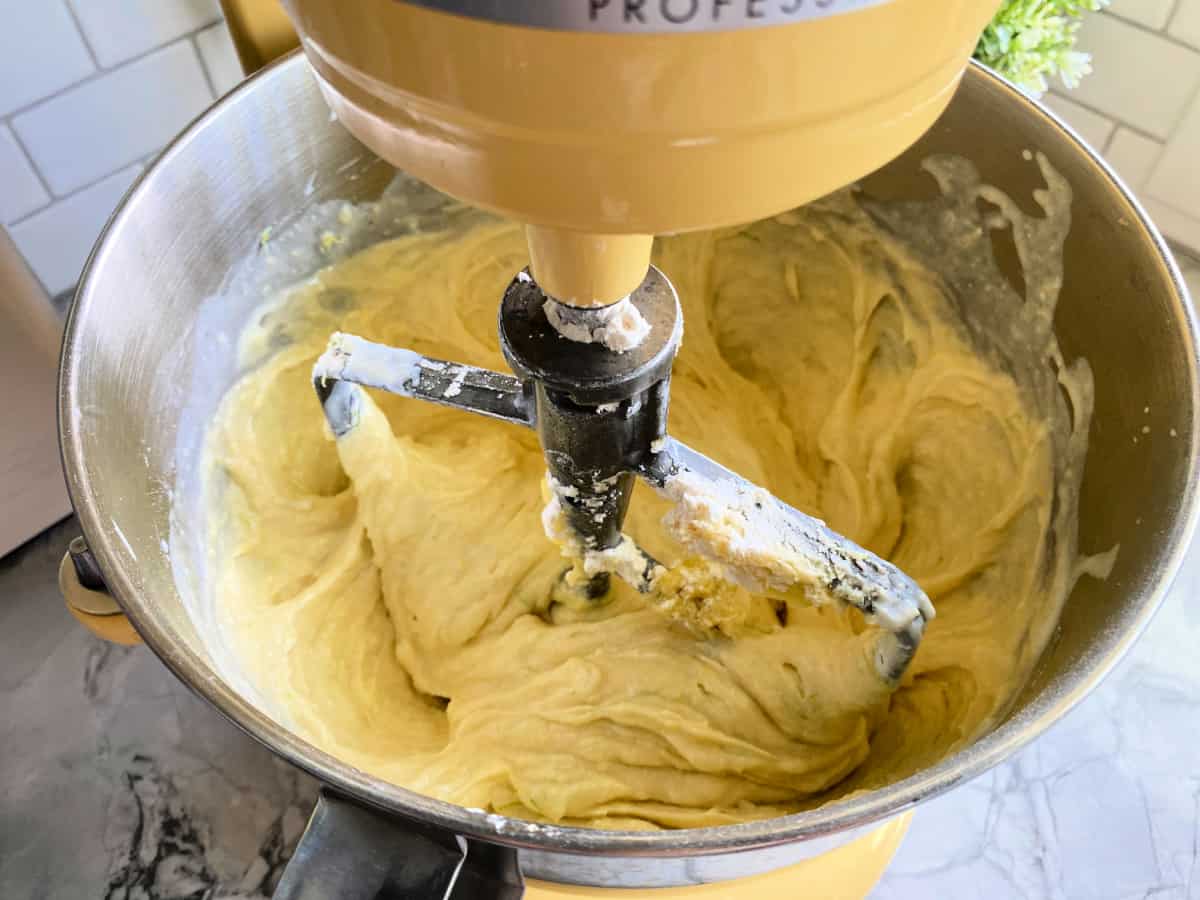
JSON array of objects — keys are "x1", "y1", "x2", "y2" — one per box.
[{"x1": 524, "y1": 814, "x2": 911, "y2": 899}]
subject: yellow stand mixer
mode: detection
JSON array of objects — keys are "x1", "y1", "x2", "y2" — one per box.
[
  {"x1": 53, "y1": 0, "x2": 1200, "y2": 895},
  {"x1": 279, "y1": 0, "x2": 994, "y2": 622},
  {"x1": 282, "y1": 0, "x2": 997, "y2": 309},
  {"x1": 227, "y1": 1, "x2": 998, "y2": 896}
]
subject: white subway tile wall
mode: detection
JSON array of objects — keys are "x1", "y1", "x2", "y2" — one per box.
[
  {"x1": 1172, "y1": 0, "x2": 1200, "y2": 49},
  {"x1": 1143, "y1": 199, "x2": 1200, "y2": 254},
  {"x1": 1105, "y1": 128, "x2": 1165, "y2": 191},
  {"x1": 9, "y1": 165, "x2": 141, "y2": 295},
  {"x1": 0, "y1": 126, "x2": 49, "y2": 224},
  {"x1": 0, "y1": 2, "x2": 241, "y2": 296},
  {"x1": 1069, "y1": 13, "x2": 1200, "y2": 138},
  {"x1": 2, "y1": 3, "x2": 1200, "y2": 296},
  {"x1": 196, "y1": 20, "x2": 245, "y2": 96},
  {"x1": 13, "y1": 42, "x2": 212, "y2": 195},
  {"x1": 67, "y1": 0, "x2": 220, "y2": 68},
  {"x1": 0, "y1": 1, "x2": 94, "y2": 117},
  {"x1": 1107, "y1": 0, "x2": 1175, "y2": 30},
  {"x1": 1147, "y1": 95, "x2": 1200, "y2": 219},
  {"x1": 1042, "y1": 93, "x2": 1116, "y2": 150},
  {"x1": 1038, "y1": 0, "x2": 1200, "y2": 259}
]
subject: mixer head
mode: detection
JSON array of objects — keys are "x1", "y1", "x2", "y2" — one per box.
[{"x1": 313, "y1": 266, "x2": 933, "y2": 684}]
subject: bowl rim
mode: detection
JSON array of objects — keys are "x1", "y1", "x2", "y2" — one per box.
[{"x1": 59, "y1": 53, "x2": 1200, "y2": 858}]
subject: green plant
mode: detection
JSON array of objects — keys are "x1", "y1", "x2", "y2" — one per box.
[{"x1": 974, "y1": 0, "x2": 1109, "y2": 97}]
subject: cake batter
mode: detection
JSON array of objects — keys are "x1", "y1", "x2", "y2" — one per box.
[{"x1": 203, "y1": 154, "x2": 1107, "y2": 828}]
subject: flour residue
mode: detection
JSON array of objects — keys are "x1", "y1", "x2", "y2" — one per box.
[{"x1": 543, "y1": 296, "x2": 651, "y2": 352}]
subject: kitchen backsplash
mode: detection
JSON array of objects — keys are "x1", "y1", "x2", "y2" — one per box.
[
  {"x1": 0, "y1": 0, "x2": 241, "y2": 296},
  {"x1": 1043, "y1": 0, "x2": 1200, "y2": 255},
  {"x1": 1, "y1": 1, "x2": 1199, "y2": 297}
]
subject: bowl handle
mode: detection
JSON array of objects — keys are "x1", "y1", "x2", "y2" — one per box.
[
  {"x1": 275, "y1": 789, "x2": 525, "y2": 899},
  {"x1": 58, "y1": 536, "x2": 141, "y2": 646}
]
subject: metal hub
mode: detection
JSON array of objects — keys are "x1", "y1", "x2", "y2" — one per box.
[{"x1": 499, "y1": 267, "x2": 681, "y2": 556}]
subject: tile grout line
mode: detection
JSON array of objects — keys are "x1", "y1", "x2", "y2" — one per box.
[
  {"x1": 1145, "y1": 197, "x2": 1200, "y2": 250},
  {"x1": 1100, "y1": 7, "x2": 1200, "y2": 54},
  {"x1": 1099, "y1": 125, "x2": 1117, "y2": 157},
  {"x1": 1107, "y1": 123, "x2": 1168, "y2": 148},
  {"x1": 1043, "y1": 89, "x2": 1120, "y2": 146},
  {"x1": 1137, "y1": 77, "x2": 1200, "y2": 219},
  {"x1": 1161, "y1": 72, "x2": 1200, "y2": 147},
  {"x1": 4, "y1": 22, "x2": 224, "y2": 203},
  {"x1": 1145, "y1": 191, "x2": 1200, "y2": 226},
  {"x1": 1165, "y1": 0, "x2": 1185, "y2": 34},
  {"x1": 1156, "y1": 202, "x2": 1200, "y2": 255},
  {"x1": 1105, "y1": 1, "x2": 1179, "y2": 35},
  {"x1": 59, "y1": 0, "x2": 101, "y2": 71},
  {"x1": 1, "y1": 71, "x2": 96, "y2": 128},
  {"x1": 1170, "y1": 241, "x2": 1200, "y2": 269},
  {"x1": 1045, "y1": 91, "x2": 1171, "y2": 146},
  {"x1": 3, "y1": 26, "x2": 225, "y2": 124},
  {"x1": 190, "y1": 34, "x2": 220, "y2": 102},
  {"x1": 1124, "y1": 71, "x2": 1200, "y2": 223},
  {"x1": 1, "y1": 117, "x2": 57, "y2": 213},
  {"x1": 6, "y1": 162, "x2": 147, "y2": 230}
]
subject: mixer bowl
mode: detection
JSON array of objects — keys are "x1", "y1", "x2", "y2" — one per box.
[{"x1": 59, "y1": 54, "x2": 1198, "y2": 890}]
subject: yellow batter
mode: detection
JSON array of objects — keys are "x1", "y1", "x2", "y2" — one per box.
[{"x1": 204, "y1": 159, "x2": 1101, "y2": 828}]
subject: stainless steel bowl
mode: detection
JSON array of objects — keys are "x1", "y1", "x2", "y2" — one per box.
[{"x1": 59, "y1": 54, "x2": 1199, "y2": 890}]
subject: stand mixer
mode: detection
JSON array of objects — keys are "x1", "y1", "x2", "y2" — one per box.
[
  {"x1": 277, "y1": 0, "x2": 993, "y2": 676},
  {"x1": 55, "y1": 18, "x2": 1200, "y2": 896},
  {"x1": 253, "y1": 1, "x2": 999, "y2": 895},
  {"x1": 60, "y1": 0, "x2": 1054, "y2": 895}
]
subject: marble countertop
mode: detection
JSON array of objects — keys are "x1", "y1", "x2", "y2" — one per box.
[{"x1": 2, "y1": 516, "x2": 1199, "y2": 899}]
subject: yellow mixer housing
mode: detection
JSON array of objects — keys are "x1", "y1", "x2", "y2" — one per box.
[{"x1": 280, "y1": 0, "x2": 998, "y2": 305}]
